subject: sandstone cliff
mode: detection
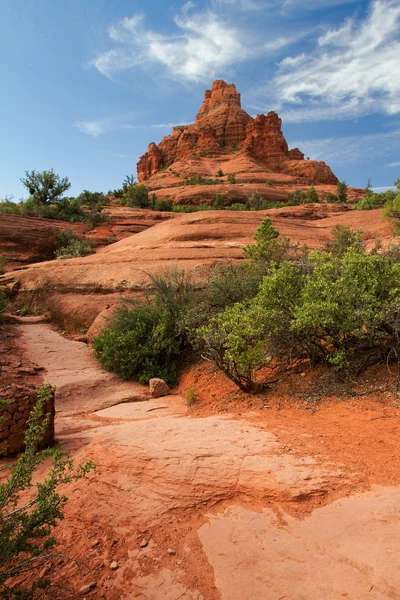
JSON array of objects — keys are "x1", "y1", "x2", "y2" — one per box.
[{"x1": 137, "y1": 80, "x2": 338, "y2": 186}]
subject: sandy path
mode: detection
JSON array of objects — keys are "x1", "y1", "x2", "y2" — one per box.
[{"x1": 19, "y1": 323, "x2": 400, "y2": 600}]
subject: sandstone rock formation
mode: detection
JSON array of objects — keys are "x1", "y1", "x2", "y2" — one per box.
[{"x1": 137, "y1": 80, "x2": 338, "y2": 187}]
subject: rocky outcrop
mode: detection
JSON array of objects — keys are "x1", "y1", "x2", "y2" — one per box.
[
  {"x1": 137, "y1": 80, "x2": 338, "y2": 186},
  {"x1": 0, "y1": 384, "x2": 55, "y2": 456}
]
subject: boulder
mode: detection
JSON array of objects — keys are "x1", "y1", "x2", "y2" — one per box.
[{"x1": 149, "y1": 378, "x2": 170, "y2": 398}]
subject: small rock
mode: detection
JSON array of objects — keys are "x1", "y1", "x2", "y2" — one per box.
[
  {"x1": 110, "y1": 561, "x2": 118, "y2": 570},
  {"x1": 91, "y1": 539, "x2": 100, "y2": 548},
  {"x1": 140, "y1": 539, "x2": 149, "y2": 548},
  {"x1": 80, "y1": 582, "x2": 96, "y2": 594},
  {"x1": 149, "y1": 378, "x2": 170, "y2": 398},
  {"x1": 167, "y1": 548, "x2": 176, "y2": 555}
]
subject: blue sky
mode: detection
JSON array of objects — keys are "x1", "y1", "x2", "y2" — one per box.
[{"x1": 1, "y1": 0, "x2": 399, "y2": 199}]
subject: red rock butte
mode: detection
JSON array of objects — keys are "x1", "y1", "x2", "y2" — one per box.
[{"x1": 137, "y1": 79, "x2": 338, "y2": 186}]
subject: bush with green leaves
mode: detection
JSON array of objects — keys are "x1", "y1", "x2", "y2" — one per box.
[
  {"x1": 94, "y1": 267, "x2": 194, "y2": 384},
  {"x1": 77, "y1": 190, "x2": 109, "y2": 228},
  {"x1": 197, "y1": 221, "x2": 400, "y2": 390},
  {"x1": 54, "y1": 229, "x2": 95, "y2": 259},
  {"x1": 356, "y1": 188, "x2": 396, "y2": 211},
  {"x1": 304, "y1": 186, "x2": 319, "y2": 203},
  {"x1": 94, "y1": 302, "x2": 180, "y2": 384},
  {"x1": 152, "y1": 198, "x2": 172, "y2": 212},
  {"x1": 196, "y1": 302, "x2": 276, "y2": 392},
  {"x1": 213, "y1": 194, "x2": 225, "y2": 210},
  {"x1": 246, "y1": 191, "x2": 268, "y2": 211},
  {"x1": 383, "y1": 180, "x2": 400, "y2": 231},
  {"x1": 337, "y1": 180, "x2": 348, "y2": 203},
  {"x1": 243, "y1": 217, "x2": 291, "y2": 266},
  {"x1": 121, "y1": 184, "x2": 150, "y2": 208},
  {"x1": 0, "y1": 383, "x2": 95, "y2": 598},
  {"x1": 287, "y1": 188, "x2": 306, "y2": 205},
  {"x1": 324, "y1": 224, "x2": 364, "y2": 258},
  {"x1": 204, "y1": 262, "x2": 264, "y2": 311},
  {"x1": 20, "y1": 169, "x2": 71, "y2": 205},
  {"x1": 291, "y1": 248, "x2": 400, "y2": 370},
  {"x1": 325, "y1": 192, "x2": 339, "y2": 203},
  {"x1": 227, "y1": 173, "x2": 236, "y2": 184},
  {"x1": 184, "y1": 175, "x2": 222, "y2": 186},
  {"x1": 0, "y1": 256, "x2": 5, "y2": 276}
]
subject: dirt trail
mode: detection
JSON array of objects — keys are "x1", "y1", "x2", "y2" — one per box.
[{"x1": 19, "y1": 323, "x2": 400, "y2": 600}]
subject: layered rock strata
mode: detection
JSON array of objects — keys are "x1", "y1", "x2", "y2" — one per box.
[{"x1": 137, "y1": 80, "x2": 338, "y2": 186}]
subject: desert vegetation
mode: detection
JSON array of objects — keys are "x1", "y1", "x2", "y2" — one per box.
[
  {"x1": 0, "y1": 384, "x2": 95, "y2": 597},
  {"x1": 94, "y1": 216, "x2": 400, "y2": 393},
  {"x1": 0, "y1": 170, "x2": 109, "y2": 226}
]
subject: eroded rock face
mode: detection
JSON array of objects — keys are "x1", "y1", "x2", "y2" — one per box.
[{"x1": 137, "y1": 80, "x2": 338, "y2": 186}]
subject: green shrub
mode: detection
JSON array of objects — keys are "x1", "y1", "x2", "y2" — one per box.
[
  {"x1": 0, "y1": 199, "x2": 20, "y2": 215},
  {"x1": 54, "y1": 230, "x2": 95, "y2": 259},
  {"x1": 304, "y1": 186, "x2": 319, "y2": 203},
  {"x1": 121, "y1": 184, "x2": 149, "y2": 208},
  {"x1": 20, "y1": 169, "x2": 71, "y2": 205},
  {"x1": 0, "y1": 256, "x2": 5, "y2": 276},
  {"x1": 185, "y1": 386, "x2": 197, "y2": 407},
  {"x1": 355, "y1": 193, "x2": 382, "y2": 210},
  {"x1": 19, "y1": 306, "x2": 29, "y2": 317},
  {"x1": 292, "y1": 248, "x2": 400, "y2": 369},
  {"x1": 146, "y1": 266, "x2": 194, "y2": 336},
  {"x1": 227, "y1": 173, "x2": 236, "y2": 184},
  {"x1": 246, "y1": 191, "x2": 268, "y2": 211},
  {"x1": 0, "y1": 383, "x2": 95, "y2": 598},
  {"x1": 213, "y1": 194, "x2": 225, "y2": 210},
  {"x1": 216, "y1": 169, "x2": 224, "y2": 177},
  {"x1": 184, "y1": 175, "x2": 222, "y2": 186},
  {"x1": 94, "y1": 302, "x2": 180, "y2": 384},
  {"x1": 229, "y1": 203, "x2": 246, "y2": 211},
  {"x1": 153, "y1": 198, "x2": 172, "y2": 212},
  {"x1": 196, "y1": 302, "x2": 276, "y2": 392},
  {"x1": 337, "y1": 180, "x2": 348, "y2": 203},
  {"x1": 218, "y1": 139, "x2": 227, "y2": 148},
  {"x1": 324, "y1": 224, "x2": 364, "y2": 258},
  {"x1": 325, "y1": 192, "x2": 339, "y2": 203},
  {"x1": 205, "y1": 262, "x2": 264, "y2": 311},
  {"x1": 243, "y1": 217, "x2": 290, "y2": 265},
  {"x1": 287, "y1": 188, "x2": 306, "y2": 205}
]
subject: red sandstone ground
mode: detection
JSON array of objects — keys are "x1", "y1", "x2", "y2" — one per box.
[{"x1": 2, "y1": 320, "x2": 400, "y2": 599}]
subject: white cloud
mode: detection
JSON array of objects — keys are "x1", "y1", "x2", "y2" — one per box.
[
  {"x1": 289, "y1": 129, "x2": 400, "y2": 165},
  {"x1": 76, "y1": 117, "x2": 188, "y2": 137},
  {"x1": 91, "y1": 10, "x2": 248, "y2": 82},
  {"x1": 386, "y1": 161, "x2": 400, "y2": 167},
  {"x1": 75, "y1": 117, "x2": 114, "y2": 137},
  {"x1": 268, "y1": 0, "x2": 400, "y2": 121},
  {"x1": 211, "y1": 0, "x2": 266, "y2": 9},
  {"x1": 372, "y1": 186, "x2": 396, "y2": 191},
  {"x1": 283, "y1": 0, "x2": 360, "y2": 11},
  {"x1": 91, "y1": 7, "x2": 297, "y2": 82}
]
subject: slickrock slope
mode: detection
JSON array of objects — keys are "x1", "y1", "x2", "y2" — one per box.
[
  {"x1": 0, "y1": 205, "x2": 392, "y2": 332},
  {"x1": 137, "y1": 80, "x2": 341, "y2": 204},
  {"x1": 0, "y1": 207, "x2": 173, "y2": 270},
  {"x1": 11, "y1": 321, "x2": 400, "y2": 599}
]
